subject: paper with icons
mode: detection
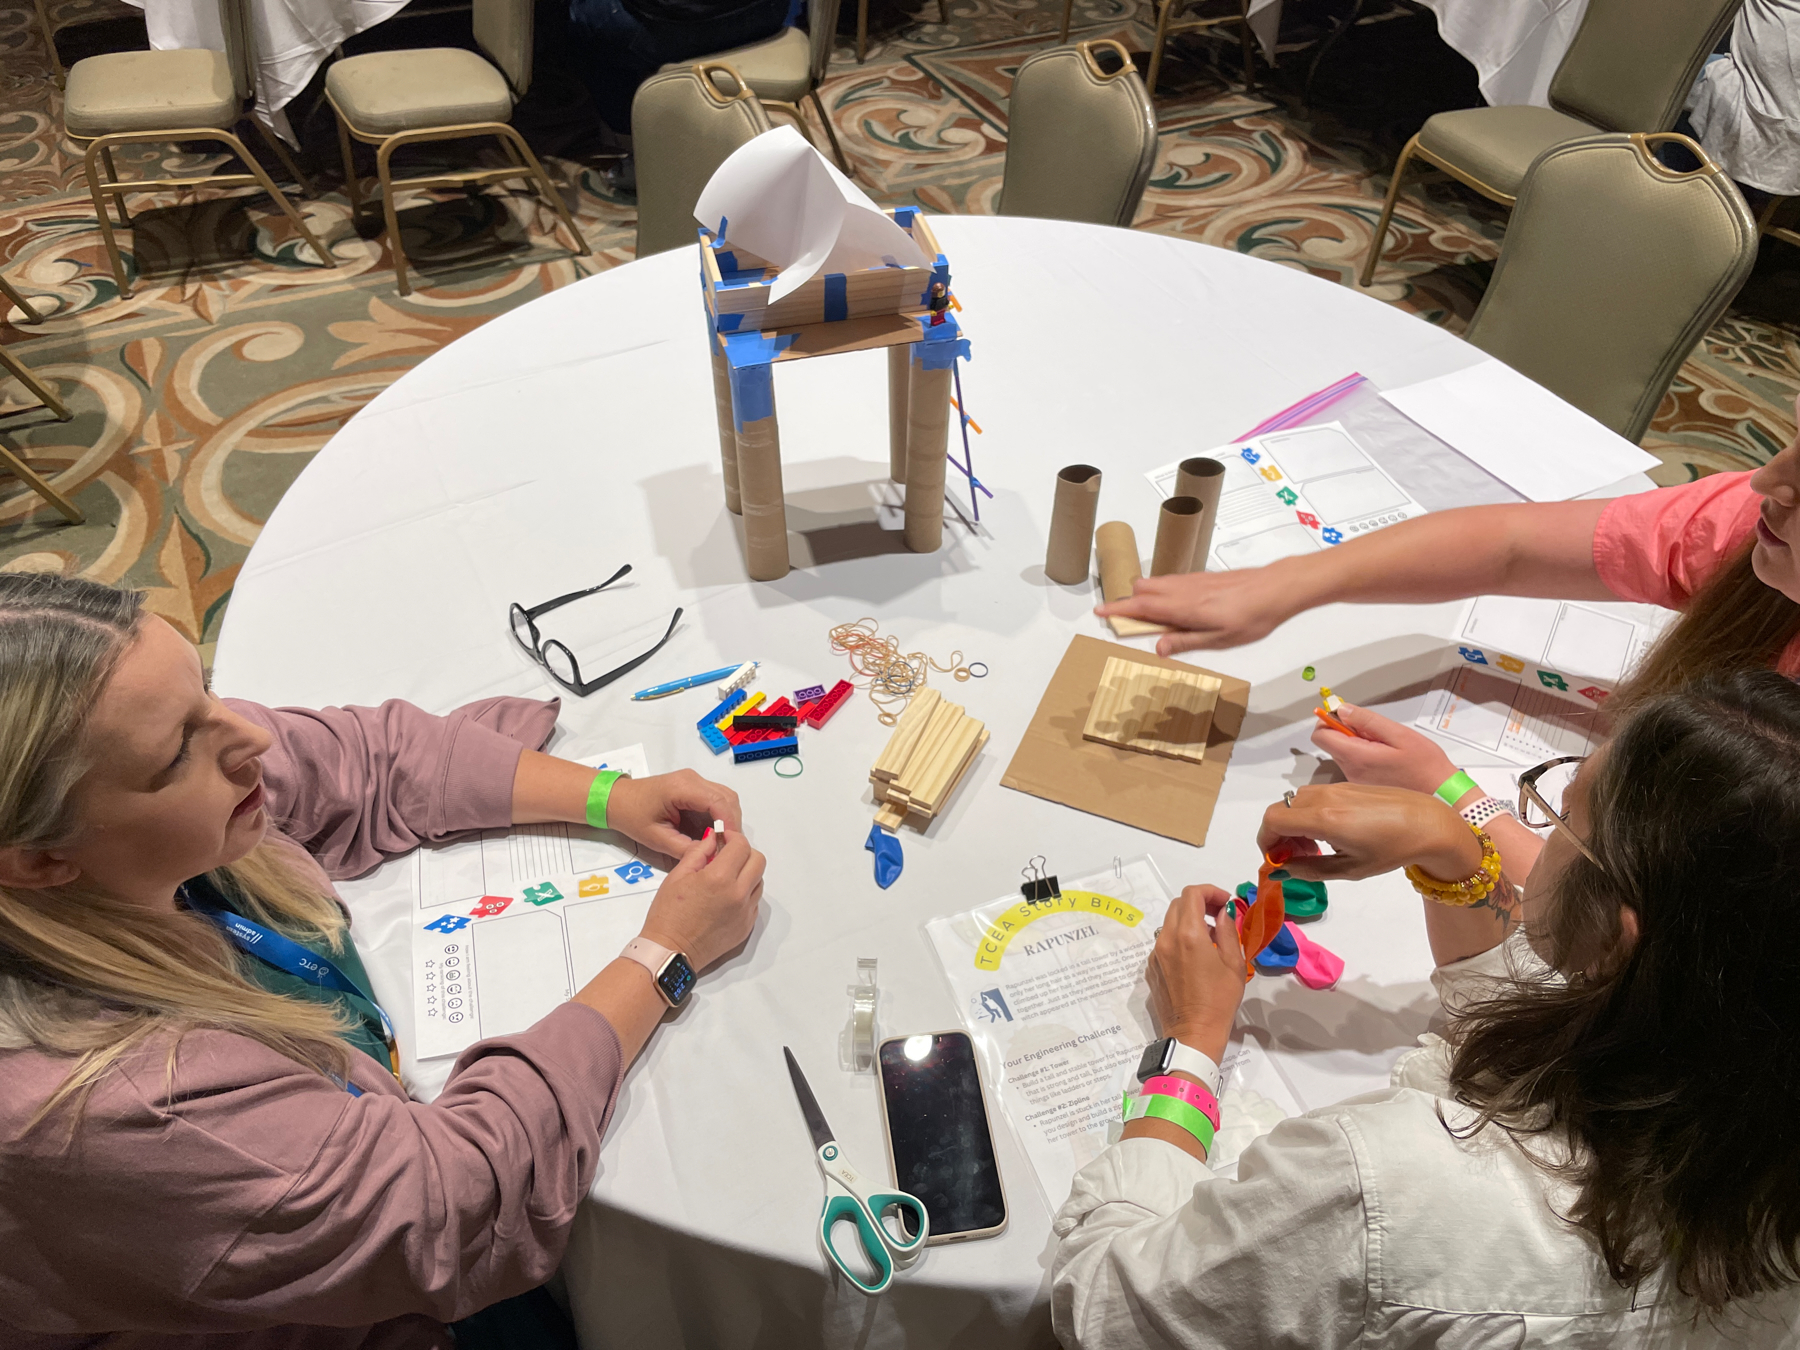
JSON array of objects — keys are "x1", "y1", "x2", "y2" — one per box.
[
  {"x1": 410, "y1": 744, "x2": 665, "y2": 1060},
  {"x1": 694, "y1": 125, "x2": 926, "y2": 302}
]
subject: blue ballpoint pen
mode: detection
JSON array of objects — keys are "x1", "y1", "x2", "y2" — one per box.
[{"x1": 631, "y1": 664, "x2": 745, "y2": 700}]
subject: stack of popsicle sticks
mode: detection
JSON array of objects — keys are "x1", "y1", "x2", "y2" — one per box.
[
  {"x1": 871, "y1": 688, "x2": 988, "y2": 831},
  {"x1": 1081, "y1": 655, "x2": 1221, "y2": 765}
]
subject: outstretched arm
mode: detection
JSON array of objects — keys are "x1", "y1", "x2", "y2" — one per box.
[{"x1": 1099, "y1": 498, "x2": 1613, "y2": 656}]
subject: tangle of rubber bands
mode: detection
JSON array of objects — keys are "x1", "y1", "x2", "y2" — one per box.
[{"x1": 828, "y1": 618, "x2": 979, "y2": 725}]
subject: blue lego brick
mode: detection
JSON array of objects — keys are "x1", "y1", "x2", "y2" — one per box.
[
  {"x1": 699, "y1": 723, "x2": 731, "y2": 755},
  {"x1": 733, "y1": 735, "x2": 798, "y2": 764},
  {"x1": 698, "y1": 688, "x2": 746, "y2": 730}
]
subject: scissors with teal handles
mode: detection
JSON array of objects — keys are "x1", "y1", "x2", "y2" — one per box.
[{"x1": 783, "y1": 1046, "x2": 929, "y2": 1294}]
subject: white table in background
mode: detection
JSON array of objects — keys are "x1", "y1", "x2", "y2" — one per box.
[
  {"x1": 123, "y1": 0, "x2": 411, "y2": 142},
  {"x1": 1417, "y1": 0, "x2": 1589, "y2": 106},
  {"x1": 214, "y1": 215, "x2": 1652, "y2": 1350}
]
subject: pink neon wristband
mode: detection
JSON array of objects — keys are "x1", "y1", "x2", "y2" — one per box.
[{"x1": 1143, "y1": 1074, "x2": 1221, "y2": 1129}]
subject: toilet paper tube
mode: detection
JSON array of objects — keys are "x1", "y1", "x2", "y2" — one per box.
[
  {"x1": 1095, "y1": 521, "x2": 1143, "y2": 604},
  {"x1": 1045, "y1": 464, "x2": 1102, "y2": 584},
  {"x1": 1174, "y1": 457, "x2": 1226, "y2": 571},
  {"x1": 1151, "y1": 496, "x2": 1204, "y2": 576}
]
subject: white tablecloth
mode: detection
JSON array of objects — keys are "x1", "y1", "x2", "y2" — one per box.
[
  {"x1": 123, "y1": 0, "x2": 410, "y2": 141},
  {"x1": 213, "y1": 216, "x2": 1652, "y2": 1349},
  {"x1": 1417, "y1": 0, "x2": 1589, "y2": 107}
]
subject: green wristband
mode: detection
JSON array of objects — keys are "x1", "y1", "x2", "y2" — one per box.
[
  {"x1": 586, "y1": 770, "x2": 624, "y2": 830},
  {"x1": 1434, "y1": 770, "x2": 1479, "y2": 806},
  {"x1": 1125, "y1": 1091, "x2": 1216, "y2": 1154}
]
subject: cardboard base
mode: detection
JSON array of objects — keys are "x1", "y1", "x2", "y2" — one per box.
[{"x1": 1001, "y1": 635, "x2": 1249, "y2": 846}]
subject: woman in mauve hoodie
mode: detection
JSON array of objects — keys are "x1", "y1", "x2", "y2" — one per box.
[{"x1": 0, "y1": 574, "x2": 765, "y2": 1348}]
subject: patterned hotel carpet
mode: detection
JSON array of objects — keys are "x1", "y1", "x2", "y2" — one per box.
[{"x1": 2, "y1": 0, "x2": 1799, "y2": 644}]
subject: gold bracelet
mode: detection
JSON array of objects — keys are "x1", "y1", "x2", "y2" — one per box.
[{"x1": 1404, "y1": 824, "x2": 1502, "y2": 907}]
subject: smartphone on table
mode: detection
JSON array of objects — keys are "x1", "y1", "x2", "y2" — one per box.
[{"x1": 877, "y1": 1030, "x2": 1008, "y2": 1244}]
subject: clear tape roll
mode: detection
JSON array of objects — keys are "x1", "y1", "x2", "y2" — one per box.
[{"x1": 839, "y1": 957, "x2": 879, "y2": 1073}]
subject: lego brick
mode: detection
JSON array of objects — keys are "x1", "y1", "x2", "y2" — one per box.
[
  {"x1": 734, "y1": 712, "x2": 797, "y2": 731},
  {"x1": 715, "y1": 661, "x2": 758, "y2": 699},
  {"x1": 734, "y1": 735, "x2": 799, "y2": 764},
  {"x1": 699, "y1": 687, "x2": 747, "y2": 730},
  {"x1": 699, "y1": 723, "x2": 731, "y2": 755},
  {"x1": 794, "y1": 684, "x2": 827, "y2": 704},
  {"x1": 803, "y1": 679, "x2": 854, "y2": 729},
  {"x1": 716, "y1": 690, "x2": 766, "y2": 732},
  {"x1": 727, "y1": 698, "x2": 796, "y2": 745}
]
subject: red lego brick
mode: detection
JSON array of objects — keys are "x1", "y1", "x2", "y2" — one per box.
[{"x1": 802, "y1": 680, "x2": 853, "y2": 729}]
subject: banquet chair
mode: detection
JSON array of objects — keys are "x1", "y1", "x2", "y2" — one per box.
[
  {"x1": 324, "y1": 0, "x2": 592, "y2": 296},
  {"x1": 1358, "y1": 0, "x2": 1741, "y2": 287},
  {"x1": 632, "y1": 64, "x2": 772, "y2": 258},
  {"x1": 663, "y1": 0, "x2": 850, "y2": 175},
  {"x1": 59, "y1": 0, "x2": 332, "y2": 301},
  {"x1": 1464, "y1": 134, "x2": 1756, "y2": 443},
  {"x1": 0, "y1": 274, "x2": 83, "y2": 524},
  {"x1": 1125, "y1": 0, "x2": 1255, "y2": 98},
  {"x1": 853, "y1": 0, "x2": 945, "y2": 63},
  {"x1": 996, "y1": 41, "x2": 1156, "y2": 230}
]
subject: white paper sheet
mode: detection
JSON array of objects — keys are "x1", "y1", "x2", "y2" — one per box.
[
  {"x1": 407, "y1": 743, "x2": 667, "y2": 1060},
  {"x1": 1380, "y1": 360, "x2": 1659, "y2": 502},
  {"x1": 925, "y1": 859, "x2": 1306, "y2": 1206},
  {"x1": 1454, "y1": 595, "x2": 1669, "y2": 684},
  {"x1": 1147, "y1": 422, "x2": 1427, "y2": 571},
  {"x1": 694, "y1": 126, "x2": 926, "y2": 302}
]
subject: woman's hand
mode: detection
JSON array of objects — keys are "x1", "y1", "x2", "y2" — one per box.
[
  {"x1": 1145, "y1": 885, "x2": 1246, "y2": 1064},
  {"x1": 1259, "y1": 784, "x2": 1481, "y2": 883},
  {"x1": 638, "y1": 828, "x2": 765, "y2": 972},
  {"x1": 605, "y1": 769, "x2": 743, "y2": 857},
  {"x1": 1311, "y1": 701, "x2": 1460, "y2": 797},
  {"x1": 1094, "y1": 564, "x2": 1311, "y2": 656}
]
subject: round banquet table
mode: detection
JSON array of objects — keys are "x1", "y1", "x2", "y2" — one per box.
[{"x1": 214, "y1": 215, "x2": 1653, "y2": 1350}]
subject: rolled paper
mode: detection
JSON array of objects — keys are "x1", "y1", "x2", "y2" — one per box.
[
  {"x1": 1044, "y1": 464, "x2": 1102, "y2": 584},
  {"x1": 1151, "y1": 495, "x2": 1204, "y2": 577},
  {"x1": 887, "y1": 345, "x2": 911, "y2": 483},
  {"x1": 1095, "y1": 521, "x2": 1143, "y2": 605},
  {"x1": 904, "y1": 352, "x2": 952, "y2": 554},
  {"x1": 1174, "y1": 456, "x2": 1226, "y2": 572}
]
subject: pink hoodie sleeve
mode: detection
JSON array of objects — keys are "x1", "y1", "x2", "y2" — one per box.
[
  {"x1": 1592, "y1": 470, "x2": 1762, "y2": 608},
  {"x1": 0, "y1": 1003, "x2": 623, "y2": 1336},
  {"x1": 226, "y1": 697, "x2": 562, "y2": 880}
]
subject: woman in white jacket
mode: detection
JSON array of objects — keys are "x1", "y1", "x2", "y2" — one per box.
[{"x1": 1052, "y1": 669, "x2": 1800, "y2": 1346}]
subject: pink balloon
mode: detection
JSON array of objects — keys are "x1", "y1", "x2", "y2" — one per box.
[{"x1": 1284, "y1": 922, "x2": 1344, "y2": 990}]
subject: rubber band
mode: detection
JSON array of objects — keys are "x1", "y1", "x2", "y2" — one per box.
[
  {"x1": 966, "y1": 662, "x2": 988, "y2": 678},
  {"x1": 954, "y1": 667, "x2": 970, "y2": 682},
  {"x1": 827, "y1": 618, "x2": 967, "y2": 723},
  {"x1": 773, "y1": 755, "x2": 804, "y2": 778}
]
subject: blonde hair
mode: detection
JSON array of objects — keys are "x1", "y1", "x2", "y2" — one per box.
[{"x1": 0, "y1": 574, "x2": 354, "y2": 1134}]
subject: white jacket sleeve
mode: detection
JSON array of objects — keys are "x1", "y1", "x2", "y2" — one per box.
[{"x1": 1050, "y1": 1116, "x2": 1369, "y2": 1350}]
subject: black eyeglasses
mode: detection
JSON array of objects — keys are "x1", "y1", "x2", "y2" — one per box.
[{"x1": 509, "y1": 564, "x2": 682, "y2": 697}]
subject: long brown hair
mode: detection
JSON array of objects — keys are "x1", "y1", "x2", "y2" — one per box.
[
  {"x1": 1614, "y1": 541, "x2": 1800, "y2": 707},
  {"x1": 0, "y1": 574, "x2": 353, "y2": 1135},
  {"x1": 1447, "y1": 669, "x2": 1800, "y2": 1313}
]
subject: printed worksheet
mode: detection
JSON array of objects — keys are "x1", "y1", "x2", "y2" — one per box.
[
  {"x1": 414, "y1": 744, "x2": 652, "y2": 912},
  {"x1": 1414, "y1": 644, "x2": 1612, "y2": 766},
  {"x1": 1454, "y1": 595, "x2": 1670, "y2": 685},
  {"x1": 926, "y1": 859, "x2": 1305, "y2": 1205},
  {"x1": 1147, "y1": 422, "x2": 1426, "y2": 570}
]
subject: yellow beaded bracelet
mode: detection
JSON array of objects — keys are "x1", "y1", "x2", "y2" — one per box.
[{"x1": 1404, "y1": 823, "x2": 1503, "y2": 907}]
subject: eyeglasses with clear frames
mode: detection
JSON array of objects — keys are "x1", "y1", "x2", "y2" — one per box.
[
  {"x1": 509, "y1": 564, "x2": 682, "y2": 697},
  {"x1": 1517, "y1": 755, "x2": 1603, "y2": 868}
]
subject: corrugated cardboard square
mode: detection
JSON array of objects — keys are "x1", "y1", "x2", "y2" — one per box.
[{"x1": 1001, "y1": 635, "x2": 1249, "y2": 846}]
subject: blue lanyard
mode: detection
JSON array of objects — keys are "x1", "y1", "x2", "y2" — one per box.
[{"x1": 182, "y1": 884, "x2": 402, "y2": 1084}]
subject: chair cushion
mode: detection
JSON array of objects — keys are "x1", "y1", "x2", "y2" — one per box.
[
  {"x1": 63, "y1": 49, "x2": 239, "y2": 139},
  {"x1": 664, "y1": 27, "x2": 812, "y2": 105},
  {"x1": 1416, "y1": 105, "x2": 1598, "y2": 200},
  {"x1": 325, "y1": 48, "x2": 513, "y2": 136}
]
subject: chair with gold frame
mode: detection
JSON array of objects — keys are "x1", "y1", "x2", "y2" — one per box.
[
  {"x1": 1463, "y1": 134, "x2": 1756, "y2": 443},
  {"x1": 1359, "y1": 0, "x2": 1740, "y2": 288},
  {"x1": 665, "y1": 0, "x2": 851, "y2": 175},
  {"x1": 632, "y1": 64, "x2": 773, "y2": 259},
  {"x1": 324, "y1": 0, "x2": 591, "y2": 297},
  {"x1": 0, "y1": 275, "x2": 83, "y2": 524},
  {"x1": 1074, "y1": 0, "x2": 1252, "y2": 97},
  {"x1": 59, "y1": 0, "x2": 331, "y2": 301},
  {"x1": 997, "y1": 40, "x2": 1157, "y2": 229}
]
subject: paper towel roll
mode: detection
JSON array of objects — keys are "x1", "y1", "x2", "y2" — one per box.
[
  {"x1": 1174, "y1": 457, "x2": 1226, "y2": 571},
  {"x1": 1095, "y1": 521, "x2": 1142, "y2": 604},
  {"x1": 1151, "y1": 496, "x2": 1204, "y2": 576},
  {"x1": 1044, "y1": 464, "x2": 1102, "y2": 584}
]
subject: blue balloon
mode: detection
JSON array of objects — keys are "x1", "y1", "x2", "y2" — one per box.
[{"x1": 865, "y1": 824, "x2": 904, "y2": 889}]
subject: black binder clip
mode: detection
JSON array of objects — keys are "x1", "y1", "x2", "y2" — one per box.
[{"x1": 1020, "y1": 856, "x2": 1061, "y2": 904}]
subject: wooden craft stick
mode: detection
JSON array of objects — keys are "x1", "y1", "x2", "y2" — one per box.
[
  {"x1": 917, "y1": 715, "x2": 979, "y2": 812},
  {"x1": 873, "y1": 688, "x2": 942, "y2": 781}
]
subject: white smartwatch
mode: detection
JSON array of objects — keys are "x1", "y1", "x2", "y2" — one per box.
[
  {"x1": 1136, "y1": 1037, "x2": 1221, "y2": 1096},
  {"x1": 621, "y1": 937, "x2": 697, "y2": 1008}
]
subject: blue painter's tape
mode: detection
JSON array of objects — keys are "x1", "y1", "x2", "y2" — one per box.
[
  {"x1": 717, "y1": 250, "x2": 739, "y2": 271},
  {"x1": 823, "y1": 272, "x2": 848, "y2": 322},
  {"x1": 717, "y1": 216, "x2": 728, "y2": 239},
  {"x1": 893, "y1": 206, "x2": 918, "y2": 228},
  {"x1": 729, "y1": 362, "x2": 775, "y2": 429},
  {"x1": 716, "y1": 313, "x2": 743, "y2": 331}
]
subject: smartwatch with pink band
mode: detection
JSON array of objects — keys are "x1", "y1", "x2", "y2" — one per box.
[{"x1": 621, "y1": 937, "x2": 697, "y2": 1008}]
